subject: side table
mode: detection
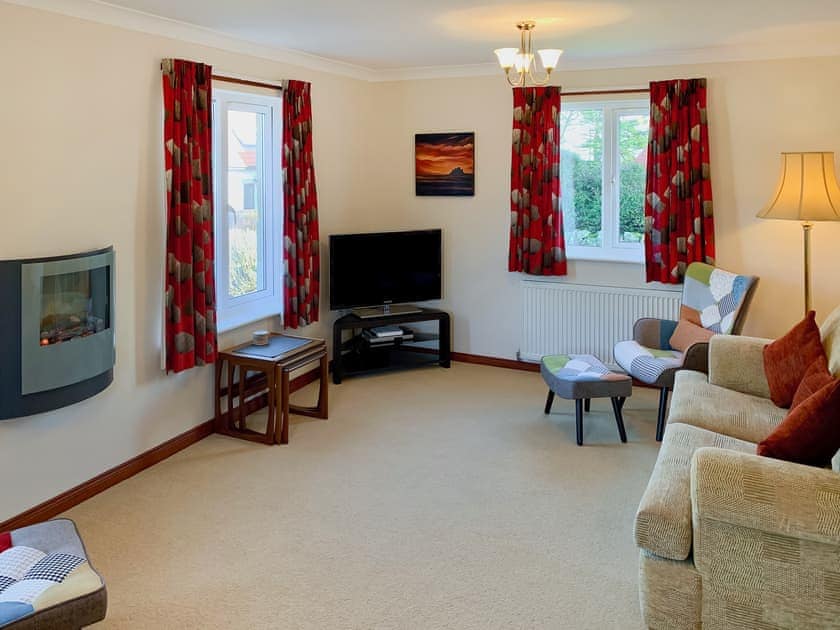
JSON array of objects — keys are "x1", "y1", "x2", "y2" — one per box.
[{"x1": 215, "y1": 334, "x2": 328, "y2": 445}]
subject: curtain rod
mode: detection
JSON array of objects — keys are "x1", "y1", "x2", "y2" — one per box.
[
  {"x1": 561, "y1": 88, "x2": 649, "y2": 96},
  {"x1": 211, "y1": 74, "x2": 283, "y2": 91}
]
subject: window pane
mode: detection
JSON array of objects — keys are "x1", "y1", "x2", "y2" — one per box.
[
  {"x1": 560, "y1": 109, "x2": 603, "y2": 248},
  {"x1": 226, "y1": 109, "x2": 265, "y2": 298},
  {"x1": 618, "y1": 113, "x2": 648, "y2": 244}
]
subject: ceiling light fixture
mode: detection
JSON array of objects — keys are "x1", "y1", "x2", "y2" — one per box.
[{"x1": 494, "y1": 21, "x2": 563, "y2": 87}]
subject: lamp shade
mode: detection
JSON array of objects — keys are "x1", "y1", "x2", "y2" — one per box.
[
  {"x1": 757, "y1": 152, "x2": 840, "y2": 222},
  {"x1": 537, "y1": 49, "x2": 563, "y2": 70},
  {"x1": 494, "y1": 48, "x2": 519, "y2": 70}
]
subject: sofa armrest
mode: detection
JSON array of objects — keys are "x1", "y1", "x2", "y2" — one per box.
[
  {"x1": 690, "y1": 448, "x2": 840, "y2": 623},
  {"x1": 634, "y1": 318, "x2": 678, "y2": 350},
  {"x1": 708, "y1": 335, "x2": 772, "y2": 399},
  {"x1": 692, "y1": 448, "x2": 840, "y2": 547}
]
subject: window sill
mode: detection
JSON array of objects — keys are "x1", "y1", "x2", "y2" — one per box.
[
  {"x1": 565, "y1": 247, "x2": 643, "y2": 264},
  {"x1": 217, "y1": 303, "x2": 282, "y2": 334}
]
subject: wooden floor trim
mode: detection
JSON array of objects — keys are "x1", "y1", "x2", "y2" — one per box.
[
  {"x1": 451, "y1": 352, "x2": 540, "y2": 372},
  {"x1": 0, "y1": 368, "x2": 321, "y2": 532}
]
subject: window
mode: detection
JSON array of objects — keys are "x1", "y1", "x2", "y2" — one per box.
[
  {"x1": 560, "y1": 99, "x2": 648, "y2": 263},
  {"x1": 212, "y1": 89, "x2": 283, "y2": 331},
  {"x1": 242, "y1": 181, "x2": 256, "y2": 210}
]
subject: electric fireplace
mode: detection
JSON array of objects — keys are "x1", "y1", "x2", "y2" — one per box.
[{"x1": 0, "y1": 247, "x2": 115, "y2": 420}]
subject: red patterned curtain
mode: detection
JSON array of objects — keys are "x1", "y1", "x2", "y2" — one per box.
[
  {"x1": 282, "y1": 80, "x2": 320, "y2": 328},
  {"x1": 508, "y1": 87, "x2": 566, "y2": 276},
  {"x1": 161, "y1": 58, "x2": 217, "y2": 373},
  {"x1": 644, "y1": 78, "x2": 715, "y2": 283}
]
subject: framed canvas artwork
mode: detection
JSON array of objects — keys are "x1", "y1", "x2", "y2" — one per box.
[{"x1": 415, "y1": 132, "x2": 475, "y2": 196}]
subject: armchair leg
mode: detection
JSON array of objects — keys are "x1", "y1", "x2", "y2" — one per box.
[{"x1": 656, "y1": 388, "x2": 670, "y2": 442}]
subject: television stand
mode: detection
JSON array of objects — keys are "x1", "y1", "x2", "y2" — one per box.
[
  {"x1": 352, "y1": 303, "x2": 422, "y2": 318},
  {"x1": 332, "y1": 307, "x2": 451, "y2": 384}
]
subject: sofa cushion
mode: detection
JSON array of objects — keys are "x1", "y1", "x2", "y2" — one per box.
[
  {"x1": 763, "y1": 311, "x2": 825, "y2": 408},
  {"x1": 758, "y1": 378, "x2": 840, "y2": 466},
  {"x1": 634, "y1": 423, "x2": 755, "y2": 561},
  {"x1": 668, "y1": 370, "x2": 787, "y2": 443}
]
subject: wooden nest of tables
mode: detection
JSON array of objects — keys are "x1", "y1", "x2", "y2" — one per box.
[{"x1": 214, "y1": 333, "x2": 328, "y2": 445}]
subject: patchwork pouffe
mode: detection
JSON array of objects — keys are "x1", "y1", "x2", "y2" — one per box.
[
  {"x1": 541, "y1": 354, "x2": 633, "y2": 445},
  {"x1": 0, "y1": 519, "x2": 106, "y2": 629}
]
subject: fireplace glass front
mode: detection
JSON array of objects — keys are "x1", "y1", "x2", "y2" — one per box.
[
  {"x1": 40, "y1": 267, "x2": 110, "y2": 346},
  {"x1": 20, "y1": 248, "x2": 115, "y2": 396}
]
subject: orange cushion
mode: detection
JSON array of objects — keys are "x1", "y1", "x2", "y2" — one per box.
[
  {"x1": 757, "y1": 378, "x2": 840, "y2": 466},
  {"x1": 668, "y1": 319, "x2": 714, "y2": 353},
  {"x1": 791, "y1": 357, "x2": 833, "y2": 409},
  {"x1": 763, "y1": 311, "x2": 825, "y2": 408}
]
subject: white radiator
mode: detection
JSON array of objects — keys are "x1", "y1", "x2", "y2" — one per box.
[{"x1": 520, "y1": 281, "x2": 681, "y2": 367}]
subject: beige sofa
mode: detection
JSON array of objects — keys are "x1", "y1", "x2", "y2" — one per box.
[{"x1": 634, "y1": 309, "x2": 840, "y2": 629}]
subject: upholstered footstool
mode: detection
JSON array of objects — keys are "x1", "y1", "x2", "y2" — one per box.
[
  {"x1": 541, "y1": 354, "x2": 633, "y2": 445},
  {"x1": 0, "y1": 519, "x2": 106, "y2": 629}
]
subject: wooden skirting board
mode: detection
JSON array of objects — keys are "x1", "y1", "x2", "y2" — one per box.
[
  {"x1": 450, "y1": 352, "x2": 540, "y2": 372},
  {"x1": 0, "y1": 352, "x2": 545, "y2": 530}
]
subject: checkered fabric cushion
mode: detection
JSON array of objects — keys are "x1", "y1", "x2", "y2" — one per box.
[
  {"x1": 542, "y1": 354, "x2": 616, "y2": 381},
  {"x1": 614, "y1": 341, "x2": 683, "y2": 385},
  {"x1": 0, "y1": 520, "x2": 105, "y2": 627},
  {"x1": 541, "y1": 354, "x2": 632, "y2": 401}
]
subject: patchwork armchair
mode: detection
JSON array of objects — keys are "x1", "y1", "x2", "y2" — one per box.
[{"x1": 614, "y1": 263, "x2": 758, "y2": 440}]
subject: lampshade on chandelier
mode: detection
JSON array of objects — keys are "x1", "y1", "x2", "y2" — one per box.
[{"x1": 494, "y1": 21, "x2": 563, "y2": 87}]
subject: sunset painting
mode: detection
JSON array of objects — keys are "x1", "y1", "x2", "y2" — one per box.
[{"x1": 415, "y1": 132, "x2": 474, "y2": 196}]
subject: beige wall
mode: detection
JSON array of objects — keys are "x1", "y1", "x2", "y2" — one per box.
[
  {"x1": 3, "y1": 1, "x2": 840, "y2": 522},
  {"x1": 369, "y1": 57, "x2": 840, "y2": 356},
  {"x1": 0, "y1": 3, "x2": 374, "y2": 521}
]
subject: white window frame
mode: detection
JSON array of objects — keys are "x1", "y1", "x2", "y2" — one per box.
[
  {"x1": 212, "y1": 89, "x2": 283, "y2": 332},
  {"x1": 562, "y1": 98, "x2": 648, "y2": 264}
]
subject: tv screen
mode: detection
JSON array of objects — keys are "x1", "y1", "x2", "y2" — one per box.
[{"x1": 329, "y1": 229, "x2": 442, "y2": 310}]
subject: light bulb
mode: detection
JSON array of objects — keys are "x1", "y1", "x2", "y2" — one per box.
[{"x1": 514, "y1": 53, "x2": 533, "y2": 73}]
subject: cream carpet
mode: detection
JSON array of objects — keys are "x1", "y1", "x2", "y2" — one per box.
[{"x1": 65, "y1": 363, "x2": 661, "y2": 629}]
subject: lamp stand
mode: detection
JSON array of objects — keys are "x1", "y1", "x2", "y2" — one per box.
[{"x1": 802, "y1": 221, "x2": 813, "y2": 315}]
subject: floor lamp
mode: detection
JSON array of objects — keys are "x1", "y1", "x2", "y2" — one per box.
[{"x1": 757, "y1": 152, "x2": 840, "y2": 315}]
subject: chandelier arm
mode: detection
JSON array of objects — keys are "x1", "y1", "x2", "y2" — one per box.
[{"x1": 527, "y1": 66, "x2": 551, "y2": 86}]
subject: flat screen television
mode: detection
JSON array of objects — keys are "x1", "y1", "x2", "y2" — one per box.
[{"x1": 329, "y1": 229, "x2": 442, "y2": 310}]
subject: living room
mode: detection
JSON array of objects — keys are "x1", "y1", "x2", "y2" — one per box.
[{"x1": 1, "y1": 1, "x2": 840, "y2": 628}]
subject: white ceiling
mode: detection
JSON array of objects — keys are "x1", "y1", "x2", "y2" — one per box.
[{"x1": 14, "y1": 0, "x2": 840, "y2": 77}]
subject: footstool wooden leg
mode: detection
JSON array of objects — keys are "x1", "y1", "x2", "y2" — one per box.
[
  {"x1": 584, "y1": 398, "x2": 591, "y2": 413},
  {"x1": 575, "y1": 399, "x2": 584, "y2": 446},
  {"x1": 544, "y1": 390, "x2": 555, "y2": 414},
  {"x1": 611, "y1": 397, "x2": 628, "y2": 443}
]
